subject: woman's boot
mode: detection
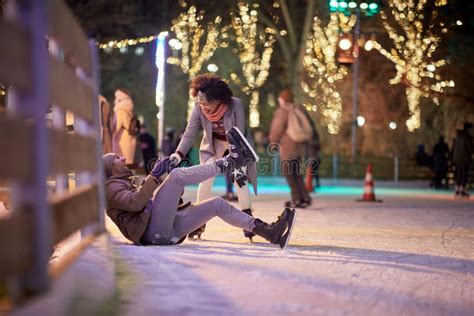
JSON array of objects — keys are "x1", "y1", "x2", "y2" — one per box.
[
  {"x1": 253, "y1": 208, "x2": 296, "y2": 249},
  {"x1": 242, "y1": 208, "x2": 256, "y2": 241}
]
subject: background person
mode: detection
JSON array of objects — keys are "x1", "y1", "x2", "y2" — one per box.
[
  {"x1": 432, "y1": 136, "x2": 449, "y2": 189},
  {"x1": 453, "y1": 122, "x2": 473, "y2": 198},
  {"x1": 138, "y1": 123, "x2": 157, "y2": 174},
  {"x1": 99, "y1": 95, "x2": 113, "y2": 154},
  {"x1": 269, "y1": 89, "x2": 311, "y2": 208},
  {"x1": 161, "y1": 127, "x2": 177, "y2": 157},
  {"x1": 112, "y1": 88, "x2": 139, "y2": 168}
]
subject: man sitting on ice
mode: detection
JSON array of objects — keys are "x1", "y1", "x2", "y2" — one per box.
[{"x1": 103, "y1": 127, "x2": 296, "y2": 248}]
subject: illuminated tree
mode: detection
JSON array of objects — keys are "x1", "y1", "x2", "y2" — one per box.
[
  {"x1": 230, "y1": 2, "x2": 276, "y2": 128},
  {"x1": 302, "y1": 13, "x2": 356, "y2": 134},
  {"x1": 167, "y1": 5, "x2": 222, "y2": 117},
  {"x1": 257, "y1": 0, "x2": 318, "y2": 102},
  {"x1": 373, "y1": 0, "x2": 454, "y2": 131}
]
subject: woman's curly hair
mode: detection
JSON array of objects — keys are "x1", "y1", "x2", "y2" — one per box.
[{"x1": 190, "y1": 73, "x2": 233, "y2": 105}]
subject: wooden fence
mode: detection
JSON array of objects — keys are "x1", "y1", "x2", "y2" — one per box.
[{"x1": 0, "y1": 0, "x2": 105, "y2": 300}]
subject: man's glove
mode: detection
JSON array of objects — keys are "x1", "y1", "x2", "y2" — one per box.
[
  {"x1": 169, "y1": 153, "x2": 182, "y2": 167},
  {"x1": 150, "y1": 157, "x2": 171, "y2": 179}
]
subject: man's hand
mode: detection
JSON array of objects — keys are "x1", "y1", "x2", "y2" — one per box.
[{"x1": 150, "y1": 158, "x2": 171, "y2": 179}]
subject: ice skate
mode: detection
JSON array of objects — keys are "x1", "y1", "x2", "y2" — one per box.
[
  {"x1": 216, "y1": 126, "x2": 258, "y2": 174},
  {"x1": 278, "y1": 209, "x2": 296, "y2": 249},
  {"x1": 188, "y1": 224, "x2": 206, "y2": 240},
  {"x1": 226, "y1": 127, "x2": 259, "y2": 167},
  {"x1": 253, "y1": 208, "x2": 296, "y2": 249}
]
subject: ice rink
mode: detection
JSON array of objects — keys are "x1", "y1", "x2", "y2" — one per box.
[{"x1": 105, "y1": 185, "x2": 474, "y2": 315}]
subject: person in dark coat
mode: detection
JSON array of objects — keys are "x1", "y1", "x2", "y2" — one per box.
[
  {"x1": 453, "y1": 122, "x2": 473, "y2": 198},
  {"x1": 138, "y1": 123, "x2": 157, "y2": 174},
  {"x1": 432, "y1": 136, "x2": 449, "y2": 189},
  {"x1": 161, "y1": 127, "x2": 176, "y2": 157}
]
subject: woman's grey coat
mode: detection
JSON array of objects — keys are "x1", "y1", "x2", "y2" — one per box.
[{"x1": 176, "y1": 97, "x2": 258, "y2": 194}]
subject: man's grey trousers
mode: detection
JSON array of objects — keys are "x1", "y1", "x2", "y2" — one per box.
[{"x1": 141, "y1": 162, "x2": 256, "y2": 245}]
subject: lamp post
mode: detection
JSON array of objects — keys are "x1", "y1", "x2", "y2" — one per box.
[
  {"x1": 351, "y1": 8, "x2": 360, "y2": 158},
  {"x1": 155, "y1": 31, "x2": 168, "y2": 154},
  {"x1": 329, "y1": 1, "x2": 380, "y2": 157}
]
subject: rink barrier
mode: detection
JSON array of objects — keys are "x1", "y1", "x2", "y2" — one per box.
[{"x1": 0, "y1": 0, "x2": 105, "y2": 302}]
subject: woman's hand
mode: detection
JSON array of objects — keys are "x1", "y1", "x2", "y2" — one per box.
[{"x1": 169, "y1": 153, "x2": 182, "y2": 166}]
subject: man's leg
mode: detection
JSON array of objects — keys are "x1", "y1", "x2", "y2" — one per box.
[
  {"x1": 294, "y1": 160, "x2": 310, "y2": 202},
  {"x1": 282, "y1": 159, "x2": 302, "y2": 202},
  {"x1": 171, "y1": 197, "x2": 256, "y2": 239},
  {"x1": 141, "y1": 163, "x2": 221, "y2": 244},
  {"x1": 460, "y1": 164, "x2": 470, "y2": 194}
]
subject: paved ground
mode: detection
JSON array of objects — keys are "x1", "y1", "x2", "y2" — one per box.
[{"x1": 106, "y1": 183, "x2": 474, "y2": 316}]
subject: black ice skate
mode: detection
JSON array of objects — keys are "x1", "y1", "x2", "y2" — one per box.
[
  {"x1": 188, "y1": 224, "x2": 206, "y2": 240},
  {"x1": 253, "y1": 208, "x2": 296, "y2": 249},
  {"x1": 218, "y1": 127, "x2": 258, "y2": 172}
]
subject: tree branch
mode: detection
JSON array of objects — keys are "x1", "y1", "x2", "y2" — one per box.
[
  {"x1": 278, "y1": 0, "x2": 297, "y2": 51},
  {"x1": 293, "y1": 0, "x2": 316, "y2": 99},
  {"x1": 258, "y1": 12, "x2": 292, "y2": 68}
]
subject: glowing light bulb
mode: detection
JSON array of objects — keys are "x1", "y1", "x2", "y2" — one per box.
[
  {"x1": 339, "y1": 38, "x2": 352, "y2": 50},
  {"x1": 135, "y1": 47, "x2": 144, "y2": 55},
  {"x1": 364, "y1": 40, "x2": 373, "y2": 51},
  {"x1": 389, "y1": 122, "x2": 397, "y2": 129},
  {"x1": 357, "y1": 116, "x2": 365, "y2": 126},
  {"x1": 368, "y1": 3, "x2": 378, "y2": 10},
  {"x1": 207, "y1": 63, "x2": 218, "y2": 72}
]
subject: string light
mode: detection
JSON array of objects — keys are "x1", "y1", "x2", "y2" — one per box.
[
  {"x1": 230, "y1": 2, "x2": 276, "y2": 128},
  {"x1": 98, "y1": 35, "x2": 158, "y2": 50},
  {"x1": 168, "y1": 5, "x2": 222, "y2": 118},
  {"x1": 373, "y1": 0, "x2": 454, "y2": 131},
  {"x1": 302, "y1": 13, "x2": 356, "y2": 134}
]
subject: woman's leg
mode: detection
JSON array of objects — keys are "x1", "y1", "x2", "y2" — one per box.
[
  {"x1": 141, "y1": 163, "x2": 221, "y2": 245},
  {"x1": 234, "y1": 166, "x2": 252, "y2": 210},
  {"x1": 171, "y1": 197, "x2": 256, "y2": 239},
  {"x1": 196, "y1": 140, "x2": 228, "y2": 202},
  {"x1": 196, "y1": 156, "x2": 217, "y2": 202}
]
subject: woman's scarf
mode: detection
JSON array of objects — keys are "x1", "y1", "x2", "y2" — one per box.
[{"x1": 201, "y1": 102, "x2": 229, "y2": 123}]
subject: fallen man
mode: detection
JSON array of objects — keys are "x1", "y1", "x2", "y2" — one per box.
[{"x1": 103, "y1": 127, "x2": 296, "y2": 249}]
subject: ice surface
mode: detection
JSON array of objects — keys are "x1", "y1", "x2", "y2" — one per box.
[{"x1": 105, "y1": 188, "x2": 474, "y2": 315}]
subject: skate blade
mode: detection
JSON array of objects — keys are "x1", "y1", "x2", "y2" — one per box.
[
  {"x1": 280, "y1": 210, "x2": 296, "y2": 249},
  {"x1": 230, "y1": 127, "x2": 259, "y2": 163}
]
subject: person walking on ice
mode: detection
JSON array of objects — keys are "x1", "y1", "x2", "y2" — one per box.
[
  {"x1": 170, "y1": 73, "x2": 258, "y2": 240},
  {"x1": 103, "y1": 127, "x2": 296, "y2": 248}
]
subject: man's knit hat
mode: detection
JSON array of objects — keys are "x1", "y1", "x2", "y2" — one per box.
[{"x1": 102, "y1": 153, "x2": 115, "y2": 178}]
